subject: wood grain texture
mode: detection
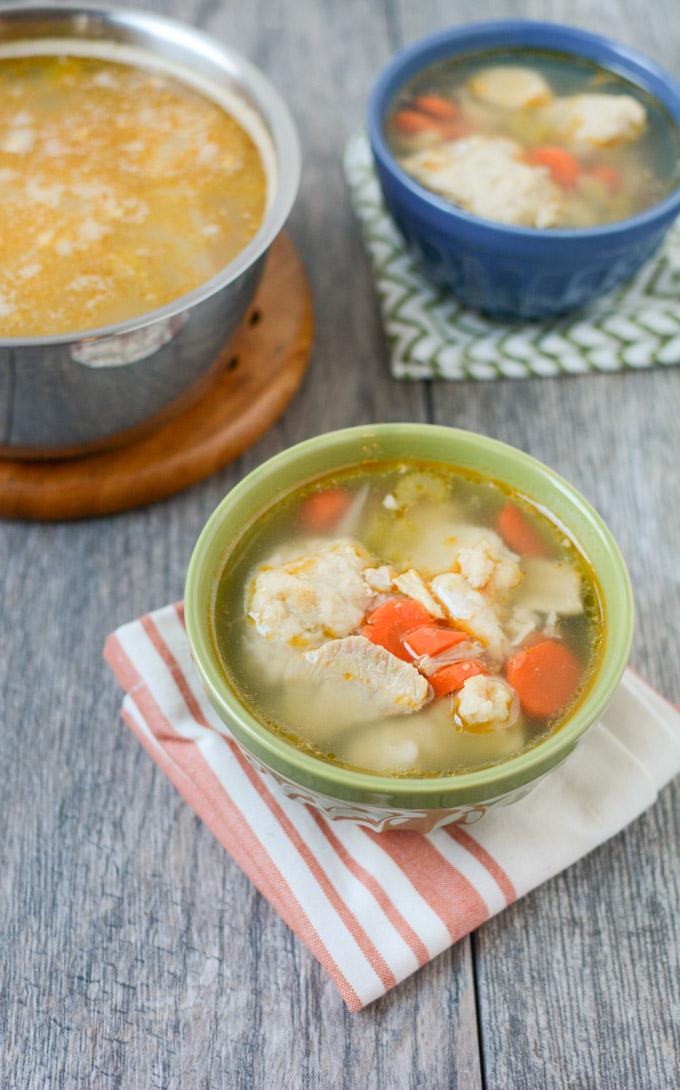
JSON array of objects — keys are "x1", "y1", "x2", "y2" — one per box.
[
  {"x1": 0, "y1": 0, "x2": 678, "y2": 1087},
  {"x1": 0, "y1": 235, "x2": 313, "y2": 520}
]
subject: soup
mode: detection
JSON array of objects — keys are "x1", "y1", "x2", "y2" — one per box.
[
  {"x1": 213, "y1": 460, "x2": 605, "y2": 777},
  {"x1": 385, "y1": 49, "x2": 680, "y2": 229},
  {"x1": 0, "y1": 45, "x2": 269, "y2": 336}
]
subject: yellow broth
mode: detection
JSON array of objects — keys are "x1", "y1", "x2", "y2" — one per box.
[
  {"x1": 212, "y1": 460, "x2": 605, "y2": 778},
  {"x1": 0, "y1": 53, "x2": 267, "y2": 335},
  {"x1": 385, "y1": 49, "x2": 680, "y2": 229}
]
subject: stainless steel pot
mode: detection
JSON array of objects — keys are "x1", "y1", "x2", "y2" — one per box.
[{"x1": 0, "y1": 5, "x2": 300, "y2": 457}]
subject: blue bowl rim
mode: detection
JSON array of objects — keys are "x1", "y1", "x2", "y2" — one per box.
[{"x1": 367, "y1": 19, "x2": 680, "y2": 242}]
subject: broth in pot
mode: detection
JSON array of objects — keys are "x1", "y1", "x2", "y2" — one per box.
[{"x1": 0, "y1": 44, "x2": 270, "y2": 336}]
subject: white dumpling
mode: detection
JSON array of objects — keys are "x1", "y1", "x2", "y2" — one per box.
[
  {"x1": 401, "y1": 135, "x2": 562, "y2": 228},
  {"x1": 541, "y1": 93, "x2": 646, "y2": 148},
  {"x1": 247, "y1": 538, "x2": 373, "y2": 649},
  {"x1": 448, "y1": 526, "x2": 522, "y2": 594},
  {"x1": 468, "y1": 65, "x2": 553, "y2": 110},
  {"x1": 454, "y1": 674, "x2": 519, "y2": 730}
]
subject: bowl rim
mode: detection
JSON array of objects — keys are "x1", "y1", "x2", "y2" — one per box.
[
  {"x1": 366, "y1": 18, "x2": 680, "y2": 243},
  {"x1": 0, "y1": 3, "x2": 301, "y2": 348},
  {"x1": 185, "y1": 423, "x2": 634, "y2": 802}
]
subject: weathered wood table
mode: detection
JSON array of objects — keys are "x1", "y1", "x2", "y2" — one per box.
[{"x1": 2, "y1": 1, "x2": 679, "y2": 1086}]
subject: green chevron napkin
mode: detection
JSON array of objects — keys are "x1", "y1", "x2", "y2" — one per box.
[{"x1": 344, "y1": 131, "x2": 680, "y2": 380}]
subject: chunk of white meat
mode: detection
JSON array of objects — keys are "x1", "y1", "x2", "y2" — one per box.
[
  {"x1": 392, "y1": 568, "x2": 445, "y2": 619},
  {"x1": 513, "y1": 558, "x2": 583, "y2": 616},
  {"x1": 449, "y1": 526, "x2": 522, "y2": 595},
  {"x1": 401, "y1": 135, "x2": 562, "y2": 228},
  {"x1": 248, "y1": 539, "x2": 373, "y2": 649},
  {"x1": 305, "y1": 635, "x2": 431, "y2": 716},
  {"x1": 430, "y1": 572, "x2": 507, "y2": 661},
  {"x1": 468, "y1": 65, "x2": 553, "y2": 110},
  {"x1": 454, "y1": 675, "x2": 519, "y2": 730},
  {"x1": 541, "y1": 93, "x2": 646, "y2": 148},
  {"x1": 364, "y1": 564, "x2": 395, "y2": 593}
]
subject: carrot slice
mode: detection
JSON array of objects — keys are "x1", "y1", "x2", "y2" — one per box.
[
  {"x1": 430, "y1": 659, "x2": 487, "y2": 698},
  {"x1": 413, "y1": 94, "x2": 459, "y2": 120},
  {"x1": 527, "y1": 145, "x2": 581, "y2": 188},
  {"x1": 402, "y1": 624, "x2": 467, "y2": 659},
  {"x1": 591, "y1": 165, "x2": 621, "y2": 192},
  {"x1": 497, "y1": 503, "x2": 549, "y2": 558},
  {"x1": 394, "y1": 108, "x2": 438, "y2": 134},
  {"x1": 506, "y1": 639, "x2": 582, "y2": 719},
  {"x1": 299, "y1": 488, "x2": 352, "y2": 532},
  {"x1": 361, "y1": 598, "x2": 432, "y2": 661}
]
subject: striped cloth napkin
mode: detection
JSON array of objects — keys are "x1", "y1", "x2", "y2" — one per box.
[{"x1": 104, "y1": 602, "x2": 680, "y2": 1011}]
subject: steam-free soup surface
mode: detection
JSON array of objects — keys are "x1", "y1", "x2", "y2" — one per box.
[
  {"x1": 385, "y1": 49, "x2": 680, "y2": 228},
  {"x1": 213, "y1": 461, "x2": 604, "y2": 777},
  {"x1": 0, "y1": 54, "x2": 267, "y2": 335}
]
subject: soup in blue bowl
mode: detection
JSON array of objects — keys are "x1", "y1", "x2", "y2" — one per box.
[{"x1": 367, "y1": 21, "x2": 680, "y2": 319}]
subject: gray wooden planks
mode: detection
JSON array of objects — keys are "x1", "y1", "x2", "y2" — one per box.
[
  {"x1": 396, "y1": 0, "x2": 680, "y2": 1086},
  {"x1": 1, "y1": 0, "x2": 679, "y2": 1087}
]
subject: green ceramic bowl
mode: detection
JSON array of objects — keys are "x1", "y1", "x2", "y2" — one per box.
[{"x1": 185, "y1": 424, "x2": 633, "y2": 831}]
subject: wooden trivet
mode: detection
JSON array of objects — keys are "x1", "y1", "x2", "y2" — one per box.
[{"x1": 0, "y1": 234, "x2": 313, "y2": 520}]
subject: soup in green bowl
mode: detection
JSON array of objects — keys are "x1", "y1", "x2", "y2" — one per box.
[{"x1": 185, "y1": 425, "x2": 633, "y2": 832}]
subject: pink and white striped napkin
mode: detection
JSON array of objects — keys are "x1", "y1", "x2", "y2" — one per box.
[{"x1": 104, "y1": 603, "x2": 680, "y2": 1011}]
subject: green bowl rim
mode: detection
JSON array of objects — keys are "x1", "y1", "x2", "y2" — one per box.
[{"x1": 184, "y1": 424, "x2": 634, "y2": 799}]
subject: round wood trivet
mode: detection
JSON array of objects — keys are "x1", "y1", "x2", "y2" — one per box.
[{"x1": 0, "y1": 234, "x2": 313, "y2": 520}]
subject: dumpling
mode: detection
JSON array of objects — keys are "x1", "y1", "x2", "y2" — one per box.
[
  {"x1": 247, "y1": 539, "x2": 373, "y2": 648},
  {"x1": 401, "y1": 135, "x2": 562, "y2": 228},
  {"x1": 454, "y1": 675, "x2": 519, "y2": 729},
  {"x1": 468, "y1": 65, "x2": 553, "y2": 110},
  {"x1": 541, "y1": 93, "x2": 646, "y2": 148}
]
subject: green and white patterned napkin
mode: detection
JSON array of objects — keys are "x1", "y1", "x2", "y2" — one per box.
[{"x1": 344, "y1": 131, "x2": 680, "y2": 380}]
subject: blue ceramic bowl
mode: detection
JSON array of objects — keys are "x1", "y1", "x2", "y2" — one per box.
[{"x1": 367, "y1": 21, "x2": 680, "y2": 319}]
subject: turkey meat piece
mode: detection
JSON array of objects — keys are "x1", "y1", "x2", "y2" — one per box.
[
  {"x1": 430, "y1": 572, "x2": 507, "y2": 661},
  {"x1": 305, "y1": 635, "x2": 431, "y2": 716}
]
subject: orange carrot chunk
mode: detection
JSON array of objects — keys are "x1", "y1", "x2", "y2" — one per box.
[
  {"x1": 506, "y1": 639, "x2": 582, "y2": 719},
  {"x1": 299, "y1": 488, "x2": 352, "y2": 531},
  {"x1": 402, "y1": 624, "x2": 468, "y2": 659},
  {"x1": 591, "y1": 165, "x2": 621, "y2": 192},
  {"x1": 527, "y1": 145, "x2": 581, "y2": 188},
  {"x1": 497, "y1": 503, "x2": 549, "y2": 558},
  {"x1": 413, "y1": 94, "x2": 459, "y2": 120},
  {"x1": 361, "y1": 598, "x2": 433, "y2": 661},
  {"x1": 430, "y1": 659, "x2": 488, "y2": 698},
  {"x1": 394, "y1": 108, "x2": 438, "y2": 134}
]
